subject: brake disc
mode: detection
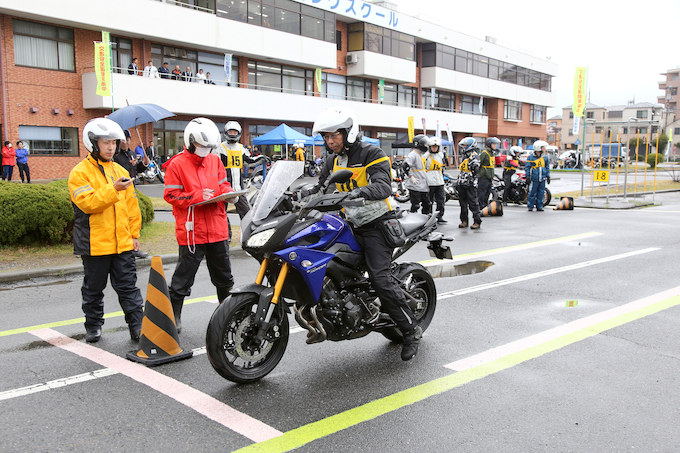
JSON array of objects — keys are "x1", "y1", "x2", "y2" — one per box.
[{"x1": 234, "y1": 317, "x2": 273, "y2": 362}]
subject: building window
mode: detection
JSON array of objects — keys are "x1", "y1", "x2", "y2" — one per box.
[
  {"x1": 347, "y1": 77, "x2": 371, "y2": 102},
  {"x1": 13, "y1": 20, "x2": 75, "y2": 72},
  {"x1": 422, "y1": 89, "x2": 455, "y2": 111},
  {"x1": 151, "y1": 44, "x2": 239, "y2": 86},
  {"x1": 530, "y1": 105, "x2": 546, "y2": 123},
  {"x1": 111, "y1": 37, "x2": 133, "y2": 73},
  {"x1": 19, "y1": 126, "x2": 78, "y2": 156},
  {"x1": 504, "y1": 100, "x2": 522, "y2": 121},
  {"x1": 248, "y1": 61, "x2": 313, "y2": 94},
  {"x1": 336, "y1": 30, "x2": 342, "y2": 51},
  {"x1": 608, "y1": 110, "x2": 623, "y2": 119},
  {"x1": 669, "y1": 87, "x2": 677, "y2": 96},
  {"x1": 216, "y1": 0, "x2": 334, "y2": 42},
  {"x1": 347, "y1": 23, "x2": 414, "y2": 61},
  {"x1": 569, "y1": 112, "x2": 574, "y2": 119},
  {"x1": 586, "y1": 111, "x2": 594, "y2": 119},
  {"x1": 674, "y1": 127, "x2": 680, "y2": 135},
  {"x1": 461, "y1": 95, "x2": 486, "y2": 115},
  {"x1": 636, "y1": 110, "x2": 648, "y2": 119}
]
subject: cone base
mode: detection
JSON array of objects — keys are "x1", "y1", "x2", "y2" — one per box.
[{"x1": 126, "y1": 348, "x2": 193, "y2": 367}]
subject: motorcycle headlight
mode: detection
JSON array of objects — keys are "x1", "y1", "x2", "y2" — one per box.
[{"x1": 246, "y1": 228, "x2": 276, "y2": 248}]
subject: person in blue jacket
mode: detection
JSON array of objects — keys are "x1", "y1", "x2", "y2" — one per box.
[
  {"x1": 525, "y1": 140, "x2": 551, "y2": 211},
  {"x1": 15, "y1": 141, "x2": 30, "y2": 183}
]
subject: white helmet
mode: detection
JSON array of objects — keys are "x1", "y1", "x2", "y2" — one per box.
[
  {"x1": 533, "y1": 140, "x2": 549, "y2": 152},
  {"x1": 429, "y1": 136, "x2": 441, "y2": 149},
  {"x1": 313, "y1": 108, "x2": 359, "y2": 146},
  {"x1": 224, "y1": 120, "x2": 242, "y2": 143},
  {"x1": 184, "y1": 117, "x2": 221, "y2": 153},
  {"x1": 509, "y1": 145, "x2": 523, "y2": 157},
  {"x1": 83, "y1": 117, "x2": 125, "y2": 153}
]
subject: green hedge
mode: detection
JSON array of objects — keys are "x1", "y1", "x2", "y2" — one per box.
[{"x1": 0, "y1": 180, "x2": 154, "y2": 246}]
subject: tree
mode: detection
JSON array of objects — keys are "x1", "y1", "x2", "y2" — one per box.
[
  {"x1": 653, "y1": 134, "x2": 669, "y2": 153},
  {"x1": 628, "y1": 137, "x2": 647, "y2": 161}
]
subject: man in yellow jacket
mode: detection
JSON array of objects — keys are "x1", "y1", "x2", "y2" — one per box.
[{"x1": 68, "y1": 118, "x2": 145, "y2": 343}]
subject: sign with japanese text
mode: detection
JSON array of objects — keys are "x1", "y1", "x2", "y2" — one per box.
[
  {"x1": 572, "y1": 67, "x2": 587, "y2": 117},
  {"x1": 224, "y1": 53, "x2": 233, "y2": 83},
  {"x1": 94, "y1": 42, "x2": 111, "y2": 97},
  {"x1": 407, "y1": 116, "x2": 414, "y2": 143},
  {"x1": 572, "y1": 116, "x2": 580, "y2": 136},
  {"x1": 315, "y1": 68, "x2": 323, "y2": 93},
  {"x1": 378, "y1": 79, "x2": 384, "y2": 102},
  {"x1": 293, "y1": 0, "x2": 401, "y2": 31},
  {"x1": 101, "y1": 31, "x2": 110, "y2": 44}
]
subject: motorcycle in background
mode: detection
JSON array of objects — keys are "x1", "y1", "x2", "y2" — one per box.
[
  {"x1": 134, "y1": 159, "x2": 164, "y2": 185},
  {"x1": 491, "y1": 172, "x2": 551, "y2": 206},
  {"x1": 391, "y1": 159, "x2": 410, "y2": 203},
  {"x1": 443, "y1": 172, "x2": 458, "y2": 201}
]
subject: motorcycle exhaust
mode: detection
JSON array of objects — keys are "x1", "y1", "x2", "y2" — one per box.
[{"x1": 293, "y1": 304, "x2": 326, "y2": 344}]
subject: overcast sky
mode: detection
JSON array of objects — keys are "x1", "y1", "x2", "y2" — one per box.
[{"x1": 393, "y1": 0, "x2": 680, "y2": 118}]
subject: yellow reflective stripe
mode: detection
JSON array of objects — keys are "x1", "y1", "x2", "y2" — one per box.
[{"x1": 365, "y1": 155, "x2": 390, "y2": 168}]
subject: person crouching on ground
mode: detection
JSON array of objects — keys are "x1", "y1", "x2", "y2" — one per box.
[
  {"x1": 164, "y1": 118, "x2": 235, "y2": 333},
  {"x1": 525, "y1": 140, "x2": 551, "y2": 212},
  {"x1": 68, "y1": 118, "x2": 144, "y2": 343},
  {"x1": 456, "y1": 137, "x2": 482, "y2": 229}
]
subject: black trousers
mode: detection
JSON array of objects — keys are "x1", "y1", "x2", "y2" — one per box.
[
  {"x1": 409, "y1": 190, "x2": 431, "y2": 214},
  {"x1": 502, "y1": 170, "x2": 515, "y2": 203},
  {"x1": 81, "y1": 252, "x2": 143, "y2": 330},
  {"x1": 169, "y1": 240, "x2": 234, "y2": 304},
  {"x1": 17, "y1": 163, "x2": 30, "y2": 183},
  {"x1": 477, "y1": 177, "x2": 492, "y2": 208},
  {"x1": 428, "y1": 185, "x2": 446, "y2": 220},
  {"x1": 354, "y1": 220, "x2": 417, "y2": 334},
  {"x1": 458, "y1": 185, "x2": 481, "y2": 224}
]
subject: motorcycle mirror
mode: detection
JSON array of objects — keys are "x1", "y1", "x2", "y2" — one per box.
[{"x1": 325, "y1": 169, "x2": 353, "y2": 187}]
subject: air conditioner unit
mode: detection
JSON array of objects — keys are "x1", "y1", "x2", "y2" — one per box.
[{"x1": 345, "y1": 53, "x2": 358, "y2": 65}]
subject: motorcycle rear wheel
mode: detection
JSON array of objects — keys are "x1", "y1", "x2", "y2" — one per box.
[
  {"x1": 206, "y1": 293, "x2": 289, "y2": 383},
  {"x1": 381, "y1": 263, "x2": 437, "y2": 343}
]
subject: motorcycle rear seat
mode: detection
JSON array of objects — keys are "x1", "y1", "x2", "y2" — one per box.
[{"x1": 398, "y1": 213, "x2": 430, "y2": 236}]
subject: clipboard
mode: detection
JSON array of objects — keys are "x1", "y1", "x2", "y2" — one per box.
[{"x1": 190, "y1": 189, "x2": 249, "y2": 207}]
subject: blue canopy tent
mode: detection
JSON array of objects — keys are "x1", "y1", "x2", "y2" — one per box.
[{"x1": 252, "y1": 123, "x2": 314, "y2": 146}]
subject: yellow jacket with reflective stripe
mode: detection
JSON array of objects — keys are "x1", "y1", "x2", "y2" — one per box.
[{"x1": 68, "y1": 154, "x2": 141, "y2": 256}]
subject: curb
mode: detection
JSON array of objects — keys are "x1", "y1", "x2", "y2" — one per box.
[{"x1": 0, "y1": 247, "x2": 246, "y2": 284}]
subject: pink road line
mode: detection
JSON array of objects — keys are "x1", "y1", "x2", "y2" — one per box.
[{"x1": 30, "y1": 328, "x2": 282, "y2": 443}]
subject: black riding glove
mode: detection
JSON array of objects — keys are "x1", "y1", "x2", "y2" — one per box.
[{"x1": 546, "y1": 176, "x2": 551, "y2": 184}]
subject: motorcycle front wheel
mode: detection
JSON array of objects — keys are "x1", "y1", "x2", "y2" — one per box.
[
  {"x1": 157, "y1": 173, "x2": 164, "y2": 183},
  {"x1": 381, "y1": 262, "x2": 437, "y2": 343},
  {"x1": 206, "y1": 293, "x2": 289, "y2": 383},
  {"x1": 307, "y1": 165, "x2": 318, "y2": 177},
  {"x1": 393, "y1": 185, "x2": 410, "y2": 203}
]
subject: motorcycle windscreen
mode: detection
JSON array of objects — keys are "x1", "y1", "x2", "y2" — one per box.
[{"x1": 251, "y1": 160, "x2": 304, "y2": 222}]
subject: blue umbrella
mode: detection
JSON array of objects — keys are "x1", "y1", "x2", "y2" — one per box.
[{"x1": 107, "y1": 103, "x2": 175, "y2": 130}]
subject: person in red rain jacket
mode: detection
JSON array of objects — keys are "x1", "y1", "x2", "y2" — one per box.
[
  {"x1": 163, "y1": 118, "x2": 235, "y2": 332},
  {"x1": 2, "y1": 140, "x2": 16, "y2": 181}
]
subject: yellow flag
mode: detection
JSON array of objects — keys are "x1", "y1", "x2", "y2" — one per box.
[
  {"x1": 407, "y1": 116, "x2": 414, "y2": 143},
  {"x1": 572, "y1": 67, "x2": 587, "y2": 117},
  {"x1": 94, "y1": 42, "x2": 111, "y2": 97}
]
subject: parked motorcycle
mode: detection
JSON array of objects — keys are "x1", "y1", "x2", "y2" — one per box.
[
  {"x1": 491, "y1": 172, "x2": 552, "y2": 206},
  {"x1": 134, "y1": 159, "x2": 164, "y2": 185},
  {"x1": 391, "y1": 159, "x2": 410, "y2": 203},
  {"x1": 305, "y1": 157, "x2": 323, "y2": 177},
  {"x1": 443, "y1": 172, "x2": 458, "y2": 201},
  {"x1": 205, "y1": 161, "x2": 452, "y2": 383}
]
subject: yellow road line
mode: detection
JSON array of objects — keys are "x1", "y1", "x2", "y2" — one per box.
[
  {"x1": 0, "y1": 296, "x2": 216, "y2": 338},
  {"x1": 234, "y1": 288, "x2": 680, "y2": 453}
]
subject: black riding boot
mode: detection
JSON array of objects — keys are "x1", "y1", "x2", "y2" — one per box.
[{"x1": 171, "y1": 297, "x2": 184, "y2": 334}]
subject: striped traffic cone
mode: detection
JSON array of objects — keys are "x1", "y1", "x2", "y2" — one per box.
[
  {"x1": 126, "y1": 256, "x2": 193, "y2": 366},
  {"x1": 554, "y1": 196, "x2": 574, "y2": 210},
  {"x1": 481, "y1": 200, "x2": 503, "y2": 217}
]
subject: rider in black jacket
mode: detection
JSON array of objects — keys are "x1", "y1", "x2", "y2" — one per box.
[{"x1": 303, "y1": 108, "x2": 422, "y2": 361}]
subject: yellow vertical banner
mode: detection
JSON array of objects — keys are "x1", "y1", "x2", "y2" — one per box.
[
  {"x1": 101, "y1": 31, "x2": 110, "y2": 44},
  {"x1": 94, "y1": 42, "x2": 111, "y2": 97},
  {"x1": 314, "y1": 68, "x2": 322, "y2": 93},
  {"x1": 572, "y1": 67, "x2": 587, "y2": 117},
  {"x1": 407, "y1": 116, "x2": 414, "y2": 143}
]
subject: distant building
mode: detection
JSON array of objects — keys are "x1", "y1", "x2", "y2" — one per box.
[
  {"x1": 561, "y1": 102, "x2": 664, "y2": 150},
  {"x1": 546, "y1": 115, "x2": 561, "y2": 149}
]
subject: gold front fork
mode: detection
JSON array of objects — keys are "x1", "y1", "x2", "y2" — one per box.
[
  {"x1": 255, "y1": 257, "x2": 269, "y2": 285},
  {"x1": 254, "y1": 258, "x2": 289, "y2": 305}
]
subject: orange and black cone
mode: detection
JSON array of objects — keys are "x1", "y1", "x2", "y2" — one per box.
[
  {"x1": 126, "y1": 256, "x2": 193, "y2": 366},
  {"x1": 481, "y1": 200, "x2": 503, "y2": 217},
  {"x1": 554, "y1": 196, "x2": 574, "y2": 210}
]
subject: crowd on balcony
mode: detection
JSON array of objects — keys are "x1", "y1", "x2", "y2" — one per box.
[{"x1": 127, "y1": 57, "x2": 216, "y2": 85}]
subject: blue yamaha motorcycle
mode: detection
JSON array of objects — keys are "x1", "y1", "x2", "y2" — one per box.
[{"x1": 206, "y1": 161, "x2": 452, "y2": 383}]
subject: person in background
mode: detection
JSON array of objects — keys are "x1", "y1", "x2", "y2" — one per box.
[
  {"x1": 456, "y1": 137, "x2": 482, "y2": 230},
  {"x1": 68, "y1": 117, "x2": 144, "y2": 343},
  {"x1": 194, "y1": 69, "x2": 206, "y2": 83},
  {"x1": 404, "y1": 134, "x2": 431, "y2": 214},
  {"x1": 425, "y1": 136, "x2": 447, "y2": 224},
  {"x1": 164, "y1": 118, "x2": 236, "y2": 332},
  {"x1": 182, "y1": 66, "x2": 194, "y2": 82},
  {"x1": 295, "y1": 144, "x2": 305, "y2": 162},
  {"x1": 205, "y1": 72, "x2": 216, "y2": 84},
  {"x1": 15, "y1": 141, "x2": 30, "y2": 183},
  {"x1": 1, "y1": 140, "x2": 15, "y2": 181},
  {"x1": 525, "y1": 140, "x2": 551, "y2": 212},
  {"x1": 128, "y1": 57, "x2": 139, "y2": 75},
  {"x1": 142, "y1": 60, "x2": 159, "y2": 78},
  {"x1": 477, "y1": 137, "x2": 499, "y2": 209},
  {"x1": 502, "y1": 145, "x2": 522, "y2": 205},
  {"x1": 172, "y1": 65, "x2": 182, "y2": 80},
  {"x1": 158, "y1": 62, "x2": 170, "y2": 79}
]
